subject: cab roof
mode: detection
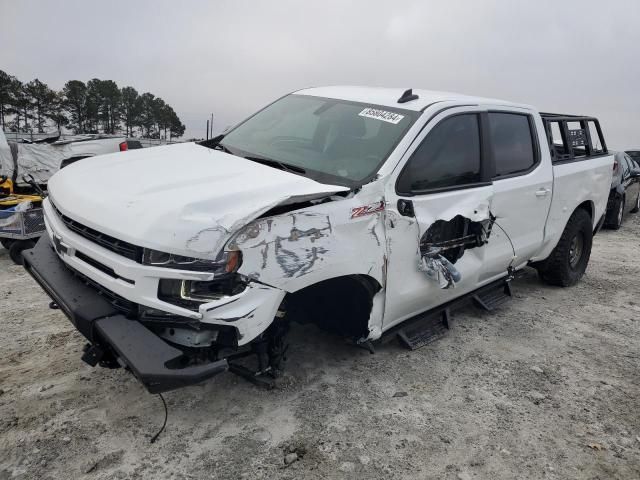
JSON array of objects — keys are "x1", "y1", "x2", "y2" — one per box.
[{"x1": 295, "y1": 85, "x2": 533, "y2": 112}]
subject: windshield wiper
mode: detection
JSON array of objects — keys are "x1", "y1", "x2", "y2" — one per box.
[
  {"x1": 243, "y1": 155, "x2": 306, "y2": 175},
  {"x1": 213, "y1": 143, "x2": 233, "y2": 154},
  {"x1": 200, "y1": 137, "x2": 307, "y2": 175}
]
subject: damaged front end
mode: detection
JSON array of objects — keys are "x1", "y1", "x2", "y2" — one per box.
[{"x1": 23, "y1": 235, "x2": 291, "y2": 393}]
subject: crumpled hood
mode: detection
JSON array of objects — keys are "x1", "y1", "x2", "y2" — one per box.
[{"x1": 48, "y1": 142, "x2": 348, "y2": 258}]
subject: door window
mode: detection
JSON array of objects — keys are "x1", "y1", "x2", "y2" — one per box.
[
  {"x1": 489, "y1": 113, "x2": 537, "y2": 177},
  {"x1": 397, "y1": 114, "x2": 481, "y2": 194}
]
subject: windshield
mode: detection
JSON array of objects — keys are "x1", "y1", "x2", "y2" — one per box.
[{"x1": 219, "y1": 94, "x2": 419, "y2": 186}]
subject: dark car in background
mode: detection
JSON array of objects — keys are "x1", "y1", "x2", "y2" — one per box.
[
  {"x1": 605, "y1": 151, "x2": 640, "y2": 229},
  {"x1": 626, "y1": 149, "x2": 640, "y2": 166}
]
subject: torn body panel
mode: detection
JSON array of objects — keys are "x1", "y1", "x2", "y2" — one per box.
[
  {"x1": 383, "y1": 184, "x2": 496, "y2": 330},
  {"x1": 418, "y1": 214, "x2": 492, "y2": 289},
  {"x1": 419, "y1": 254, "x2": 462, "y2": 289},
  {"x1": 156, "y1": 282, "x2": 286, "y2": 348},
  {"x1": 232, "y1": 189, "x2": 388, "y2": 293},
  {"x1": 230, "y1": 183, "x2": 389, "y2": 340},
  {"x1": 197, "y1": 282, "x2": 285, "y2": 346}
]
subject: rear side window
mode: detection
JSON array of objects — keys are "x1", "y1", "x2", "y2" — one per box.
[
  {"x1": 489, "y1": 113, "x2": 537, "y2": 177},
  {"x1": 397, "y1": 114, "x2": 481, "y2": 193}
]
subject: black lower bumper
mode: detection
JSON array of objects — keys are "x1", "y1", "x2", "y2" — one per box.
[{"x1": 22, "y1": 236, "x2": 228, "y2": 393}]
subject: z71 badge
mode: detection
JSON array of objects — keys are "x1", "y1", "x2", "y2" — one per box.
[{"x1": 351, "y1": 201, "x2": 385, "y2": 219}]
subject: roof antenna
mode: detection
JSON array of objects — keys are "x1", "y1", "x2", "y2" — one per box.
[{"x1": 398, "y1": 88, "x2": 419, "y2": 104}]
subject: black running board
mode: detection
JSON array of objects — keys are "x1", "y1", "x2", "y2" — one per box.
[
  {"x1": 381, "y1": 276, "x2": 513, "y2": 350},
  {"x1": 472, "y1": 281, "x2": 512, "y2": 312},
  {"x1": 397, "y1": 309, "x2": 450, "y2": 350}
]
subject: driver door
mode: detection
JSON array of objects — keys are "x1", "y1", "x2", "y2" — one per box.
[{"x1": 383, "y1": 107, "x2": 499, "y2": 329}]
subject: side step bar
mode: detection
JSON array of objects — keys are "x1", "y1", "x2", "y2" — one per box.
[
  {"x1": 383, "y1": 277, "x2": 513, "y2": 351},
  {"x1": 397, "y1": 309, "x2": 450, "y2": 350},
  {"x1": 472, "y1": 281, "x2": 513, "y2": 312}
]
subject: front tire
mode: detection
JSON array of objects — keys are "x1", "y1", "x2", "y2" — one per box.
[
  {"x1": 0, "y1": 238, "x2": 15, "y2": 250},
  {"x1": 536, "y1": 209, "x2": 593, "y2": 287}
]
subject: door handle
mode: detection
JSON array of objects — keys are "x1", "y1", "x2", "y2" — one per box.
[
  {"x1": 397, "y1": 199, "x2": 415, "y2": 217},
  {"x1": 535, "y1": 188, "x2": 551, "y2": 197}
]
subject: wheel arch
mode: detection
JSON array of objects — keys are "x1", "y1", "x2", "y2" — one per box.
[
  {"x1": 576, "y1": 199, "x2": 594, "y2": 223},
  {"x1": 283, "y1": 273, "x2": 382, "y2": 339}
]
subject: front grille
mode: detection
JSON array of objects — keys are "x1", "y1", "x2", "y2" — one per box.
[
  {"x1": 75, "y1": 250, "x2": 135, "y2": 284},
  {"x1": 51, "y1": 202, "x2": 142, "y2": 262},
  {"x1": 66, "y1": 262, "x2": 138, "y2": 317}
]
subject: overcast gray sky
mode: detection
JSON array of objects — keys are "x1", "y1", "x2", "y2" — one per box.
[{"x1": 1, "y1": 0, "x2": 639, "y2": 148}]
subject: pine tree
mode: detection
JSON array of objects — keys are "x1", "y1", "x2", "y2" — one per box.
[
  {"x1": 25, "y1": 79, "x2": 56, "y2": 133},
  {"x1": 62, "y1": 80, "x2": 87, "y2": 133},
  {"x1": 2, "y1": 72, "x2": 185, "y2": 138}
]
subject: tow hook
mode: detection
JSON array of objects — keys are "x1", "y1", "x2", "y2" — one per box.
[{"x1": 81, "y1": 343, "x2": 105, "y2": 367}]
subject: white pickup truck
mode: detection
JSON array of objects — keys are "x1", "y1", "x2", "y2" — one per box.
[{"x1": 23, "y1": 87, "x2": 613, "y2": 393}]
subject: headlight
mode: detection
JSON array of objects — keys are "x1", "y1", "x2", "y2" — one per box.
[
  {"x1": 142, "y1": 248, "x2": 242, "y2": 273},
  {"x1": 158, "y1": 275, "x2": 246, "y2": 309}
]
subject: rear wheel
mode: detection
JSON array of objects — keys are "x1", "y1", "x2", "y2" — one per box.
[
  {"x1": 607, "y1": 195, "x2": 625, "y2": 230},
  {"x1": 631, "y1": 192, "x2": 640, "y2": 213},
  {"x1": 536, "y1": 209, "x2": 593, "y2": 287},
  {"x1": 8, "y1": 240, "x2": 35, "y2": 265}
]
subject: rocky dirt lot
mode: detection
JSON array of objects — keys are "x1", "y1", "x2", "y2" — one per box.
[{"x1": 1, "y1": 215, "x2": 639, "y2": 480}]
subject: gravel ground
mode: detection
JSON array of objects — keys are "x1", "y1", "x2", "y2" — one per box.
[{"x1": 1, "y1": 214, "x2": 639, "y2": 480}]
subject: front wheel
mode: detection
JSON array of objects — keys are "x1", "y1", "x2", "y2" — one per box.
[
  {"x1": 536, "y1": 209, "x2": 593, "y2": 287},
  {"x1": 0, "y1": 238, "x2": 15, "y2": 250}
]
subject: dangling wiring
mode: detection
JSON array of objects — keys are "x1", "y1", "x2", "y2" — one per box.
[
  {"x1": 150, "y1": 393, "x2": 168, "y2": 444},
  {"x1": 488, "y1": 213, "x2": 517, "y2": 279}
]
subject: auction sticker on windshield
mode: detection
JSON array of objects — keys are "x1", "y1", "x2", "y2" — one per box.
[{"x1": 359, "y1": 107, "x2": 405, "y2": 124}]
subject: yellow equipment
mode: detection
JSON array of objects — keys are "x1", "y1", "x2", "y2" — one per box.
[
  {"x1": 0, "y1": 175, "x2": 45, "y2": 264},
  {"x1": 0, "y1": 175, "x2": 13, "y2": 196}
]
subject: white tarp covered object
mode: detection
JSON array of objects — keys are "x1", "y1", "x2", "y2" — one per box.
[
  {"x1": 16, "y1": 142, "x2": 73, "y2": 184},
  {"x1": 3, "y1": 134, "x2": 127, "y2": 185},
  {"x1": 0, "y1": 130, "x2": 14, "y2": 180}
]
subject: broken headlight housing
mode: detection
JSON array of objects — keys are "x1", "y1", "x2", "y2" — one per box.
[
  {"x1": 149, "y1": 247, "x2": 245, "y2": 310},
  {"x1": 142, "y1": 248, "x2": 242, "y2": 274},
  {"x1": 158, "y1": 275, "x2": 246, "y2": 308}
]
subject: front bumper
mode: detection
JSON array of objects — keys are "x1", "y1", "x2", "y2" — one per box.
[
  {"x1": 42, "y1": 198, "x2": 285, "y2": 346},
  {"x1": 23, "y1": 236, "x2": 228, "y2": 393}
]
